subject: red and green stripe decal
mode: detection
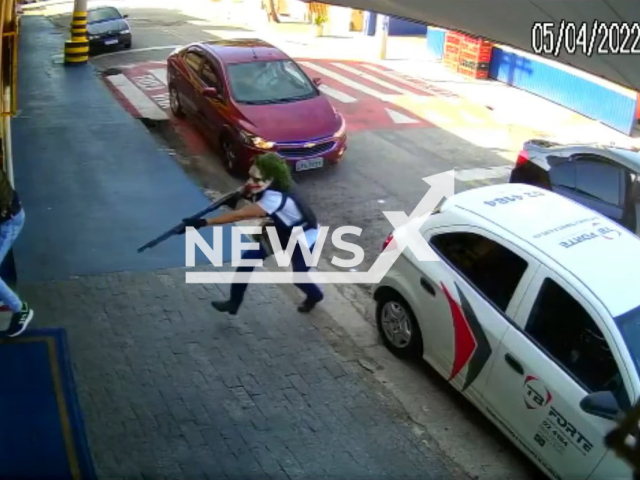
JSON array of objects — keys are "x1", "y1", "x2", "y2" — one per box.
[{"x1": 442, "y1": 282, "x2": 492, "y2": 391}]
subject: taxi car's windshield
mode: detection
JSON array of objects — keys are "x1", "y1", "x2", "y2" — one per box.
[
  {"x1": 226, "y1": 60, "x2": 317, "y2": 105},
  {"x1": 615, "y1": 304, "x2": 640, "y2": 375}
]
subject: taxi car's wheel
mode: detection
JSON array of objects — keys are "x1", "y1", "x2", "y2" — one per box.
[
  {"x1": 376, "y1": 292, "x2": 423, "y2": 359},
  {"x1": 169, "y1": 85, "x2": 184, "y2": 118}
]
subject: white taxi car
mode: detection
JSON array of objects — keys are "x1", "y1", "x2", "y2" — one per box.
[{"x1": 373, "y1": 182, "x2": 639, "y2": 480}]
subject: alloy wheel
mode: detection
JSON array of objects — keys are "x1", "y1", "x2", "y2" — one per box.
[{"x1": 380, "y1": 301, "x2": 412, "y2": 349}]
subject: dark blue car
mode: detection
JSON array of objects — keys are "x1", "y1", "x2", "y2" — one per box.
[{"x1": 86, "y1": 6, "x2": 132, "y2": 52}]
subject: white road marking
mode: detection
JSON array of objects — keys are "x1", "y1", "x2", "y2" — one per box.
[
  {"x1": 318, "y1": 84, "x2": 357, "y2": 103},
  {"x1": 460, "y1": 112, "x2": 483, "y2": 124},
  {"x1": 187, "y1": 20, "x2": 219, "y2": 26},
  {"x1": 149, "y1": 68, "x2": 168, "y2": 86},
  {"x1": 455, "y1": 165, "x2": 513, "y2": 182},
  {"x1": 131, "y1": 74, "x2": 165, "y2": 91},
  {"x1": 361, "y1": 64, "x2": 462, "y2": 105},
  {"x1": 93, "y1": 45, "x2": 182, "y2": 59},
  {"x1": 385, "y1": 108, "x2": 419, "y2": 124},
  {"x1": 332, "y1": 63, "x2": 418, "y2": 96},
  {"x1": 422, "y1": 111, "x2": 452, "y2": 124},
  {"x1": 151, "y1": 92, "x2": 171, "y2": 110},
  {"x1": 105, "y1": 74, "x2": 168, "y2": 120},
  {"x1": 300, "y1": 61, "x2": 391, "y2": 102},
  {"x1": 361, "y1": 64, "x2": 430, "y2": 89},
  {"x1": 443, "y1": 96, "x2": 462, "y2": 105}
]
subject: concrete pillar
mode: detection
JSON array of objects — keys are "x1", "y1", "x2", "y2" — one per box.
[
  {"x1": 376, "y1": 14, "x2": 389, "y2": 59},
  {"x1": 65, "y1": 0, "x2": 89, "y2": 65},
  {"x1": 364, "y1": 11, "x2": 376, "y2": 36}
]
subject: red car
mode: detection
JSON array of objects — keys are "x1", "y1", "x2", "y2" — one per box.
[{"x1": 166, "y1": 39, "x2": 347, "y2": 176}]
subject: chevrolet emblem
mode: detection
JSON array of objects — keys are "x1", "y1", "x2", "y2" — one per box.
[{"x1": 304, "y1": 142, "x2": 316, "y2": 148}]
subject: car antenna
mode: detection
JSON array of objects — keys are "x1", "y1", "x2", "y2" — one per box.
[{"x1": 252, "y1": 47, "x2": 258, "y2": 59}]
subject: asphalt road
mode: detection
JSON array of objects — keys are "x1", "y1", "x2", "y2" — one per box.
[{"x1": 69, "y1": 5, "x2": 515, "y2": 282}]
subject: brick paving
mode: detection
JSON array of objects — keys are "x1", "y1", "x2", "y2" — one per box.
[{"x1": 21, "y1": 265, "x2": 459, "y2": 480}]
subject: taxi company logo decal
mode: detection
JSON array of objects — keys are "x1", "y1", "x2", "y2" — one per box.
[
  {"x1": 559, "y1": 222, "x2": 621, "y2": 249},
  {"x1": 523, "y1": 375, "x2": 552, "y2": 409},
  {"x1": 442, "y1": 283, "x2": 491, "y2": 391}
]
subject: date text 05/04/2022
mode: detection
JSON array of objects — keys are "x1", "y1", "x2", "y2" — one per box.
[{"x1": 531, "y1": 20, "x2": 640, "y2": 57}]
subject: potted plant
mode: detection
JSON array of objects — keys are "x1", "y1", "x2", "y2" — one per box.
[{"x1": 313, "y1": 13, "x2": 328, "y2": 36}]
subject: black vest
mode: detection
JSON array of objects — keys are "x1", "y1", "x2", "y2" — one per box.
[
  {"x1": 0, "y1": 168, "x2": 19, "y2": 221},
  {"x1": 257, "y1": 187, "x2": 318, "y2": 245}
]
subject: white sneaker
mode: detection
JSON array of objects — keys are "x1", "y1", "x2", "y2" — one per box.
[{"x1": 7, "y1": 302, "x2": 33, "y2": 337}]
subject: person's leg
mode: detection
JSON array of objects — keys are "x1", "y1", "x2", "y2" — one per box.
[
  {"x1": 211, "y1": 245, "x2": 267, "y2": 315},
  {"x1": 0, "y1": 211, "x2": 23, "y2": 312},
  {"x1": 291, "y1": 244, "x2": 323, "y2": 313},
  {"x1": 0, "y1": 210, "x2": 34, "y2": 336}
]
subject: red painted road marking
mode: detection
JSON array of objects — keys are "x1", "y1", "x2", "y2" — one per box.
[
  {"x1": 104, "y1": 62, "x2": 209, "y2": 155},
  {"x1": 103, "y1": 59, "x2": 450, "y2": 151}
]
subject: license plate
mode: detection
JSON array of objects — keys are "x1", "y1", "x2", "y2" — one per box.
[
  {"x1": 104, "y1": 39, "x2": 118, "y2": 45},
  {"x1": 295, "y1": 158, "x2": 324, "y2": 172}
]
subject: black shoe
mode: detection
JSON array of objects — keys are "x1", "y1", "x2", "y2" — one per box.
[
  {"x1": 298, "y1": 295, "x2": 323, "y2": 313},
  {"x1": 211, "y1": 300, "x2": 240, "y2": 316},
  {"x1": 7, "y1": 302, "x2": 34, "y2": 337}
]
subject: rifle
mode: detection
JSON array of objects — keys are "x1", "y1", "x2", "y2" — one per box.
[{"x1": 137, "y1": 189, "x2": 244, "y2": 253}]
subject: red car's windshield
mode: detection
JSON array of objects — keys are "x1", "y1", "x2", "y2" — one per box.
[{"x1": 226, "y1": 60, "x2": 317, "y2": 105}]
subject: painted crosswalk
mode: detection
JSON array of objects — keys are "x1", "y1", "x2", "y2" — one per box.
[
  {"x1": 102, "y1": 58, "x2": 494, "y2": 133},
  {"x1": 318, "y1": 84, "x2": 357, "y2": 103},
  {"x1": 331, "y1": 62, "x2": 420, "y2": 96}
]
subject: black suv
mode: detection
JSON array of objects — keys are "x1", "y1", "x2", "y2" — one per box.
[{"x1": 509, "y1": 139, "x2": 640, "y2": 235}]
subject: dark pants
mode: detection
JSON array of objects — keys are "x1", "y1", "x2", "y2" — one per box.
[{"x1": 230, "y1": 242, "x2": 323, "y2": 307}]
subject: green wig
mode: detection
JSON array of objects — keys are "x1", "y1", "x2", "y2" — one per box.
[{"x1": 254, "y1": 153, "x2": 294, "y2": 192}]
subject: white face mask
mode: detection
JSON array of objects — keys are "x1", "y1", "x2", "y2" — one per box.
[{"x1": 245, "y1": 165, "x2": 272, "y2": 195}]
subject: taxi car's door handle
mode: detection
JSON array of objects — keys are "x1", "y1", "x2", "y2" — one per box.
[
  {"x1": 420, "y1": 277, "x2": 436, "y2": 296},
  {"x1": 504, "y1": 353, "x2": 524, "y2": 375}
]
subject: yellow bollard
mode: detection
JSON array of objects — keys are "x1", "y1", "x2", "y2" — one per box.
[
  {"x1": 64, "y1": 10, "x2": 89, "y2": 65},
  {"x1": 64, "y1": 39, "x2": 89, "y2": 64}
]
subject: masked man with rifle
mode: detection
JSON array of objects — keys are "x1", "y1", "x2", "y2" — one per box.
[{"x1": 181, "y1": 153, "x2": 324, "y2": 316}]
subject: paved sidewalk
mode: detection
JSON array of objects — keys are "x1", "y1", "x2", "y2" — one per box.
[
  {"x1": 22, "y1": 265, "x2": 462, "y2": 480},
  {"x1": 379, "y1": 56, "x2": 640, "y2": 147},
  {"x1": 12, "y1": 15, "x2": 236, "y2": 283},
  {"x1": 11, "y1": 12, "x2": 464, "y2": 480}
]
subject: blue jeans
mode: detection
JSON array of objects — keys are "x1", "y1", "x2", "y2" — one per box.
[
  {"x1": 0, "y1": 208, "x2": 24, "y2": 312},
  {"x1": 230, "y1": 242, "x2": 323, "y2": 307}
]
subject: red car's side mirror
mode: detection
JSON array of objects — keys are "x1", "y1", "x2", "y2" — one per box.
[
  {"x1": 313, "y1": 77, "x2": 322, "y2": 86},
  {"x1": 203, "y1": 87, "x2": 220, "y2": 99}
]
